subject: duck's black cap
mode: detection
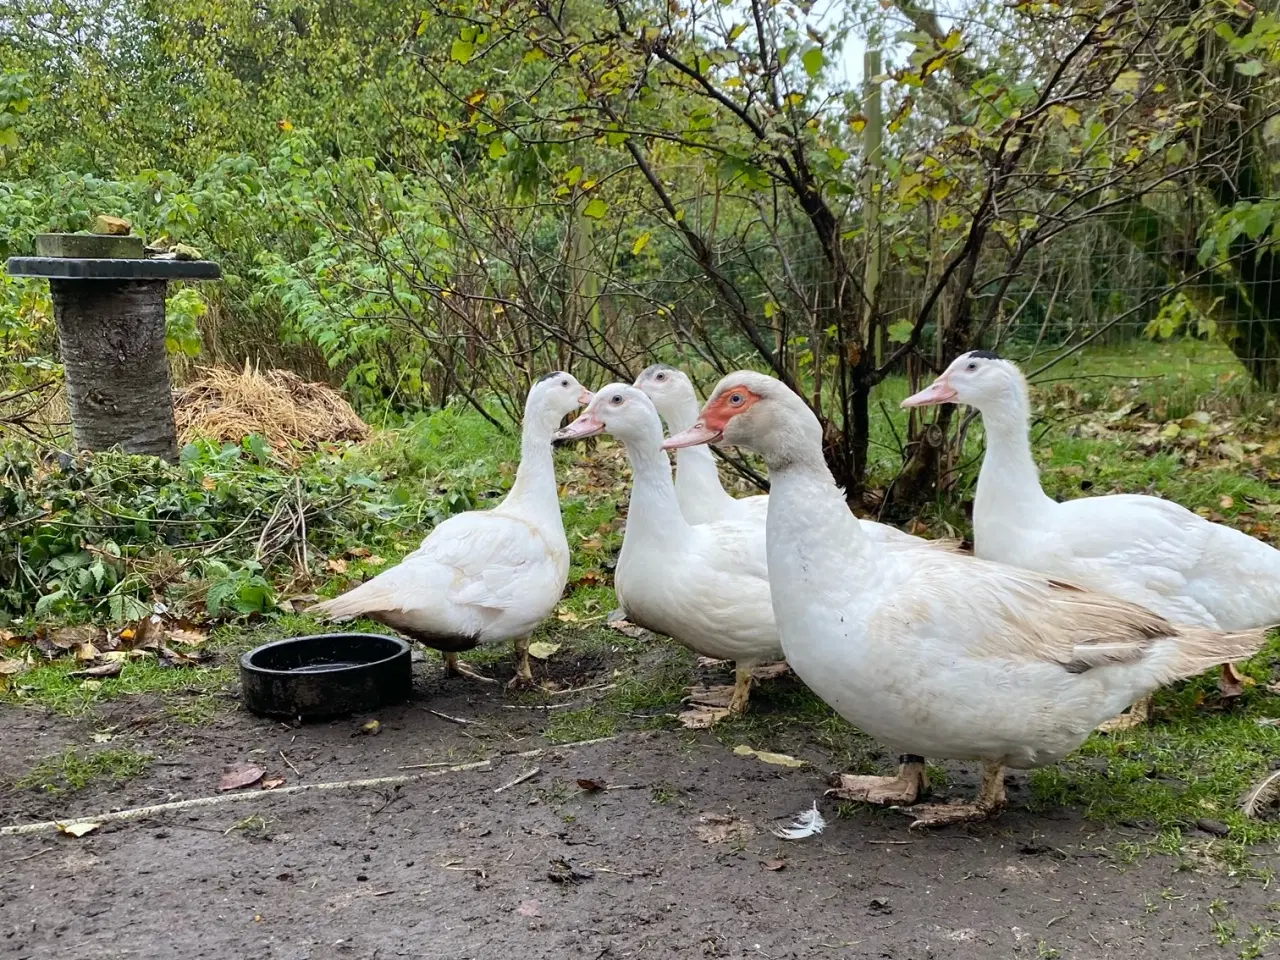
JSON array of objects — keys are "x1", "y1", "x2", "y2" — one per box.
[
  {"x1": 967, "y1": 349, "x2": 1002, "y2": 361},
  {"x1": 536, "y1": 370, "x2": 569, "y2": 383}
]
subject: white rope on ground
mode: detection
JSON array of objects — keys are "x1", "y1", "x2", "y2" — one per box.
[{"x1": 0, "y1": 735, "x2": 617, "y2": 837}]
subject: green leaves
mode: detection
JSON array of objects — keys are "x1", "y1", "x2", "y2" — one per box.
[
  {"x1": 582, "y1": 197, "x2": 608, "y2": 220},
  {"x1": 451, "y1": 39, "x2": 475, "y2": 64},
  {"x1": 801, "y1": 47, "x2": 825, "y2": 80},
  {"x1": 887, "y1": 320, "x2": 915, "y2": 344}
]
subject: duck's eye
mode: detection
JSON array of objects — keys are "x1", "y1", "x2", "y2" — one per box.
[
  {"x1": 728, "y1": 392, "x2": 745, "y2": 406},
  {"x1": 966, "y1": 362, "x2": 977, "y2": 371},
  {"x1": 654, "y1": 372, "x2": 666, "y2": 381},
  {"x1": 561, "y1": 378, "x2": 570, "y2": 387},
  {"x1": 610, "y1": 394, "x2": 624, "y2": 405}
]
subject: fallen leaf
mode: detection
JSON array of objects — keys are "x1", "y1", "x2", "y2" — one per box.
[
  {"x1": 356, "y1": 719, "x2": 382, "y2": 736},
  {"x1": 554, "y1": 610, "x2": 579, "y2": 623},
  {"x1": 695, "y1": 813, "x2": 755, "y2": 844},
  {"x1": 201, "y1": 475, "x2": 217, "y2": 491},
  {"x1": 733, "y1": 744, "x2": 805, "y2": 768},
  {"x1": 167, "y1": 626, "x2": 207, "y2": 647},
  {"x1": 74, "y1": 642, "x2": 100, "y2": 661},
  {"x1": 1220, "y1": 495, "x2": 1235, "y2": 509},
  {"x1": 576, "y1": 778, "x2": 607, "y2": 792},
  {"x1": 367, "y1": 556, "x2": 386, "y2": 567},
  {"x1": 0, "y1": 658, "x2": 28, "y2": 676},
  {"x1": 326, "y1": 558, "x2": 349, "y2": 574},
  {"x1": 57, "y1": 821, "x2": 101, "y2": 838},
  {"x1": 219, "y1": 763, "x2": 265, "y2": 791},
  {"x1": 762, "y1": 859, "x2": 787, "y2": 871},
  {"x1": 261, "y1": 777, "x2": 286, "y2": 790},
  {"x1": 50, "y1": 625, "x2": 99, "y2": 650},
  {"x1": 516, "y1": 901, "x2": 542, "y2": 918},
  {"x1": 527, "y1": 642, "x2": 560, "y2": 660},
  {"x1": 346, "y1": 546, "x2": 371, "y2": 558},
  {"x1": 70, "y1": 661, "x2": 123, "y2": 679},
  {"x1": 606, "y1": 618, "x2": 650, "y2": 639}
]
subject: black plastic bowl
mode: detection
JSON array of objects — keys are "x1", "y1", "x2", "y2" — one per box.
[{"x1": 240, "y1": 633, "x2": 412, "y2": 720}]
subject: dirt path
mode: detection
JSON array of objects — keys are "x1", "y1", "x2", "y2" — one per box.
[{"x1": 2, "y1": 664, "x2": 1278, "y2": 959}]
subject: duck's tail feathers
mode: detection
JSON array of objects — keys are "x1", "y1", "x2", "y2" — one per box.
[
  {"x1": 1168, "y1": 626, "x2": 1268, "y2": 679},
  {"x1": 307, "y1": 580, "x2": 399, "y2": 622}
]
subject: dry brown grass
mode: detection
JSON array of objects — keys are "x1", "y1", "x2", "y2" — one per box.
[{"x1": 173, "y1": 361, "x2": 368, "y2": 457}]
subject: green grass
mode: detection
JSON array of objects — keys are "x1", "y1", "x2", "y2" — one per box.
[{"x1": 16, "y1": 746, "x2": 152, "y2": 794}]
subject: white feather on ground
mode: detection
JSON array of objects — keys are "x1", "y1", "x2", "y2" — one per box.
[
  {"x1": 772, "y1": 801, "x2": 826, "y2": 840},
  {"x1": 1241, "y1": 769, "x2": 1280, "y2": 820}
]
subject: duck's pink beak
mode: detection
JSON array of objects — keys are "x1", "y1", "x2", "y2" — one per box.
[
  {"x1": 554, "y1": 410, "x2": 604, "y2": 441},
  {"x1": 577, "y1": 388, "x2": 595, "y2": 405},
  {"x1": 662, "y1": 421, "x2": 721, "y2": 450},
  {"x1": 901, "y1": 376, "x2": 957, "y2": 409}
]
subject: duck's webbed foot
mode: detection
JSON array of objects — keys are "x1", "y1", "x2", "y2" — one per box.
[
  {"x1": 826, "y1": 756, "x2": 929, "y2": 806},
  {"x1": 1096, "y1": 695, "x2": 1152, "y2": 733},
  {"x1": 903, "y1": 760, "x2": 1006, "y2": 829},
  {"x1": 442, "y1": 651, "x2": 497, "y2": 683}
]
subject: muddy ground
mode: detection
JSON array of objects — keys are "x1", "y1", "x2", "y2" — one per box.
[{"x1": 2, "y1": 653, "x2": 1278, "y2": 960}]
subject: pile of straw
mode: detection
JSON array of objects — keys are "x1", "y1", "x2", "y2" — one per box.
[{"x1": 173, "y1": 362, "x2": 368, "y2": 455}]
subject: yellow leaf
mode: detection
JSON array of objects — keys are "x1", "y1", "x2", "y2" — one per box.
[
  {"x1": 1112, "y1": 70, "x2": 1142, "y2": 94},
  {"x1": 527, "y1": 642, "x2": 561, "y2": 660},
  {"x1": 848, "y1": 113, "x2": 867, "y2": 133},
  {"x1": 632, "y1": 231, "x2": 651, "y2": 255},
  {"x1": 733, "y1": 745, "x2": 805, "y2": 768},
  {"x1": 927, "y1": 179, "x2": 953, "y2": 202},
  {"x1": 57, "y1": 821, "x2": 101, "y2": 838},
  {"x1": 1050, "y1": 105, "x2": 1081, "y2": 129}
]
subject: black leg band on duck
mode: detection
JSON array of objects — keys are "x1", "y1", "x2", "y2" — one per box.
[{"x1": 899, "y1": 754, "x2": 925, "y2": 765}]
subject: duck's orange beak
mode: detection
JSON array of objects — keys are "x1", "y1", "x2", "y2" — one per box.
[{"x1": 901, "y1": 375, "x2": 957, "y2": 408}]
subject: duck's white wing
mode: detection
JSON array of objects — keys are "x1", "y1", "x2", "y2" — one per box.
[
  {"x1": 1044, "y1": 495, "x2": 1222, "y2": 626},
  {"x1": 410, "y1": 511, "x2": 564, "y2": 612},
  {"x1": 873, "y1": 549, "x2": 1263, "y2": 680},
  {"x1": 694, "y1": 518, "x2": 770, "y2": 581},
  {"x1": 861, "y1": 520, "x2": 962, "y2": 552},
  {"x1": 311, "y1": 511, "x2": 565, "y2": 637}
]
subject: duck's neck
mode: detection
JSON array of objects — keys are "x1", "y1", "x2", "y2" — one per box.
[
  {"x1": 973, "y1": 389, "x2": 1052, "y2": 523},
  {"x1": 662, "y1": 396, "x2": 738, "y2": 515},
  {"x1": 503, "y1": 415, "x2": 563, "y2": 531},
  {"x1": 764, "y1": 447, "x2": 868, "y2": 576},
  {"x1": 621, "y1": 439, "x2": 690, "y2": 547}
]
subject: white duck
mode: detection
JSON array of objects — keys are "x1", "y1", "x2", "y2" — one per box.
[
  {"x1": 634, "y1": 363, "x2": 949, "y2": 551},
  {"x1": 555, "y1": 383, "x2": 782, "y2": 714},
  {"x1": 310, "y1": 372, "x2": 593, "y2": 688},
  {"x1": 902, "y1": 350, "x2": 1278, "y2": 726},
  {"x1": 664, "y1": 371, "x2": 1265, "y2": 826}
]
